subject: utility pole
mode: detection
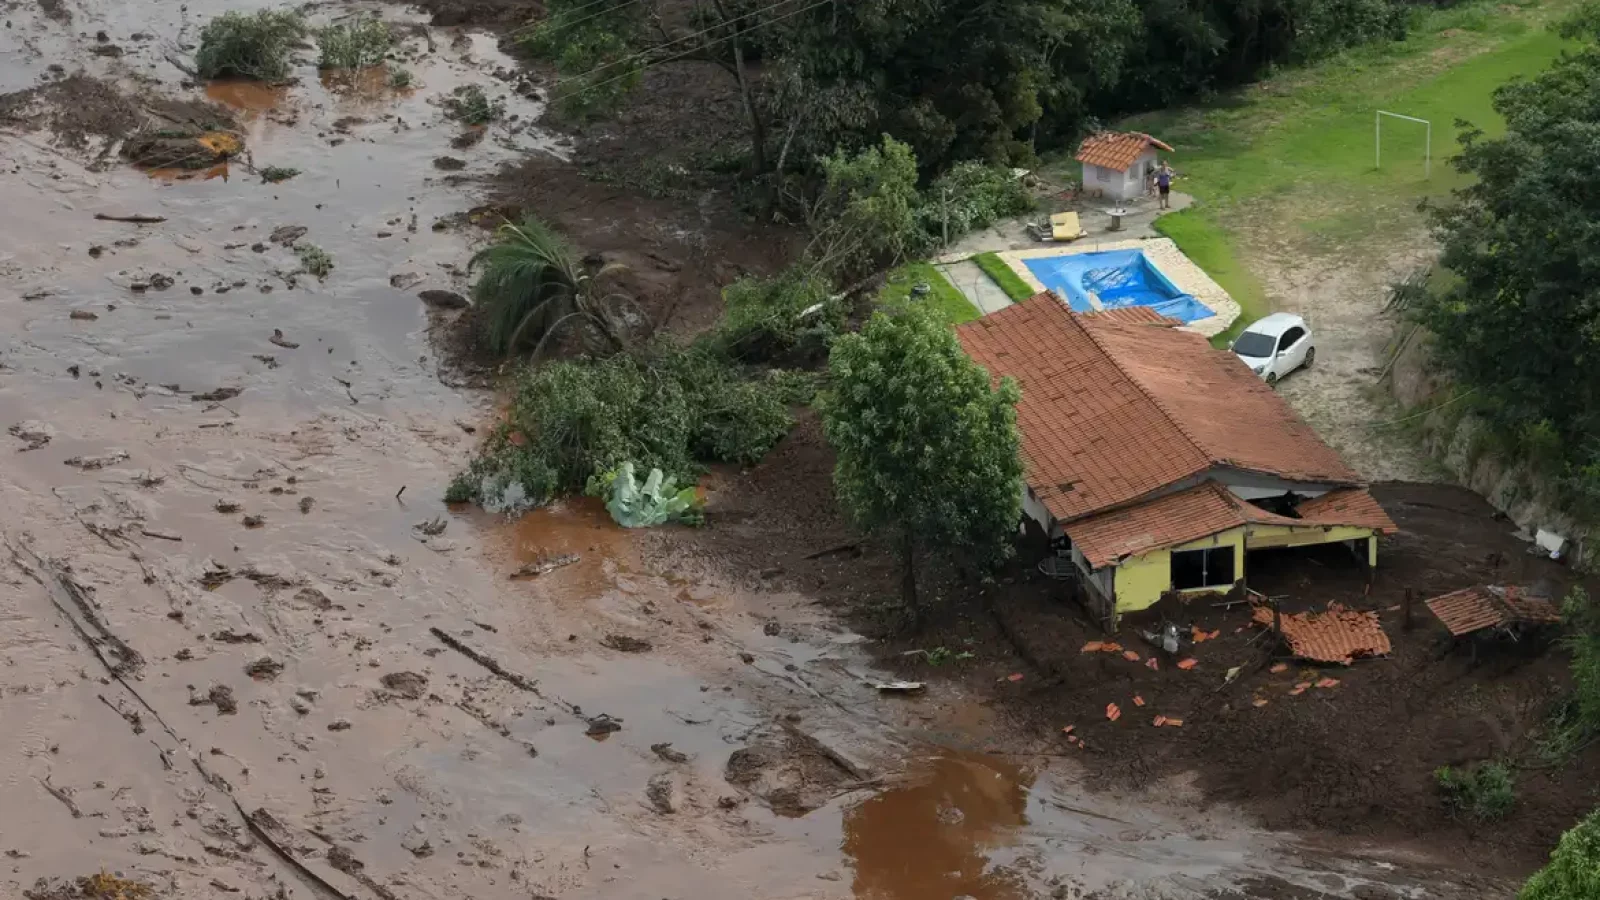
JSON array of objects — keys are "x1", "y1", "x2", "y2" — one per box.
[{"x1": 942, "y1": 186, "x2": 951, "y2": 248}]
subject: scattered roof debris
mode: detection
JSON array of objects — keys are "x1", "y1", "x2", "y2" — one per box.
[
  {"x1": 1425, "y1": 585, "x2": 1562, "y2": 638},
  {"x1": 1253, "y1": 602, "x2": 1391, "y2": 665}
]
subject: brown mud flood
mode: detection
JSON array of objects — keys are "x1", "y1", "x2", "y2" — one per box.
[{"x1": 0, "y1": 2, "x2": 1505, "y2": 899}]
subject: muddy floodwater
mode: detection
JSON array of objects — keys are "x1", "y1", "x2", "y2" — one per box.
[{"x1": 0, "y1": 2, "x2": 1503, "y2": 899}]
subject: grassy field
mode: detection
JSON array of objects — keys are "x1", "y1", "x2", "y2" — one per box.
[
  {"x1": 1095, "y1": 0, "x2": 1577, "y2": 341},
  {"x1": 880, "y1": 262, "x2": 981, "y2": 324}
]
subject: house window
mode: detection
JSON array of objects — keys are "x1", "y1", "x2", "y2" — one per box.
[
  {"x1": 1171, "y1": 547, "x2": 1235, "y2": 590},
  {"x1": 1096, "y1": 167, "x2": 1112, "y2": 183}
]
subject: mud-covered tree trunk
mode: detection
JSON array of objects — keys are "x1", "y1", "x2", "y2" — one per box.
[
  {"x1": 900, "y1": 532, "x2": 921, "y2": 630},
  {"x1": 711, "y1": 0, "x2": 767, "y2": 174}
]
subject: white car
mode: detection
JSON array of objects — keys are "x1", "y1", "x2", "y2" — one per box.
[{"x1": 1231, "y1": 312, "x2": 1315, "y2": 385}]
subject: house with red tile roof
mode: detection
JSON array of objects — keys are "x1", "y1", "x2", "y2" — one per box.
[
  {"x1": 956, "y1": 295, "x2": 1397, "y2": 626},
  {"x1": 1076, "y1": 131, "x2": 1173, "y2": 202}
]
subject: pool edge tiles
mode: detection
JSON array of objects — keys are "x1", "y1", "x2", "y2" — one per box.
[{"x1": 996, "y1": 238, "x2": 1240, "y2": 339}]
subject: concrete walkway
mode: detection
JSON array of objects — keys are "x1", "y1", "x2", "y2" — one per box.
[{"x1": 937, "y1": 260, "x2": 1014, "y2": 315}]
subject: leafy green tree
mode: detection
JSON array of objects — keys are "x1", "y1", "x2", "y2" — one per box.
[
  {"x1": 1417, "y1": 11, "x2": 1600, "y2": 510},
  {"x1": 1521, "y1": 808, "x2": 1600, "y2": 900},
  {"x1": 819, "y1": 305, "x2": 1023, "y2": 626},
  {"x1": 806, "y1": 135, "x2": 927, "y2": 279},
  {"x1": 194, "y1": 10, "x2": 307, "y2": 82},
  {"x1": 469, "y1": 217, "x2": 636, "y2": 359}
]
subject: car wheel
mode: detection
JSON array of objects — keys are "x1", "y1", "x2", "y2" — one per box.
[
  {"x1": 1303, "y1": 347, "x2": 1316, "y2": 370},
  {"x1": 1265, "y1": 371, "x2": 1279, "y2": 386}
]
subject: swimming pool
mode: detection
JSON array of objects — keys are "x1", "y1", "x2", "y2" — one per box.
[{"x1": 1022, "y1": 249, "x2": 1215, "y2": 323}]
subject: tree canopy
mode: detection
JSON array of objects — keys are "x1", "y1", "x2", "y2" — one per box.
[
  {"x1": 1416, "y1": 10, "x2": 1600, "y2": 512},
  {"x1": 1521, "y1": 808, "x2": 1600, "y2": 900},
  {"x1": 819, "y1": 304, "x2": 1024, "y2": 624}
]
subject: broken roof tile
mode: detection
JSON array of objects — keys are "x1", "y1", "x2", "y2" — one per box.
[
  {"x1": 1252, "y1": 602, "x2": 1390, "y2": 665},
  {"x1": 1425, "y1": 585, "x2": 1562, "y2": 637}
]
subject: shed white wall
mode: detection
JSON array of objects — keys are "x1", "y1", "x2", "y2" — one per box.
[{"x1": 1081, "y1": 148, "x2": 1160, "y2": 202}]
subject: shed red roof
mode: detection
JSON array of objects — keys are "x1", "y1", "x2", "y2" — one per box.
[
  {"x1": 955, "y1": 297, "x2": 1362, "y2": 525},
  {"x1": 1075, "y1": 132, "x2": 1174, "y2": 172}
]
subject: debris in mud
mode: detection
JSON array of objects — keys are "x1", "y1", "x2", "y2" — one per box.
[
  {"x1": 433, "y1": 156, "x2": 467, "y2": 171},
  {"x1": 242, "y1": 515, "x2": 265, "y2": 528},
  {"x1": 299, "y1": 497, "x2": 314, "y2": 514},
  {"x1": 651, "y1": 742, "x2": 690, "y2": 764},
  {"x1": 390, "y1": 272, "x2": 425, "y2": 290},
  {"x1": 252, "y1": 354, "x2": 279, "y2": 369},
  {"x1": 63, "y1": 450, "x2": 129, "y2": 470},
  {"x1": 245, "y1": 657, "x2": 284, "y2": 681},
  {"x1": 585, "y1": 714, "x2": 623, "y2": 737},
  {"x1": 212, "y1": 630, "x2": 261, "y2": 644},
  {"x1": 601, "y1": 634, "x2": 652, "y2": 653},
  {"x1": 419, "y1": 289, "x2": 469, "y2": 309},
  {"x1": 379, "y1": 671, "x2": 428, "y2": 699},
  {"x1": 9, "y1": 420, "x2": 54, "y2": 451},
  {"x1": 148, "y1": 273, "x2": 175, "y2": 291},
  {"x1": 69, "y1": 310, "x2": 99, "y2": 321},
  {"x1": 327, "y1": 718, "x2": 352, "y2": 731},
  {"x1": 510, "y1": 553, "x2": 579, "y2": 578},
  {"x1": 269, "y1": 225, "x2": 308, "y2": 246},
  {"x1": 646, "y1": 773, "x2": 680, "y2": 814},
  {"x1": 123, "y1": 120, "x2": 243, "y2": 171},
  {"x1": 191, "y1": 684, "x2": 239, "y2": 715},
  {"x1": 24, "y1": 873, "x2": 155, "y2": 900},
  {"x1": 140, "y1": 528, "x2": 183, "y2": 542},
  {"x1": 763, "y1": 621, "x2": 781, "y2": 636},
  {"x1": 414, "y1": 516, "x2": 448, "y2": 536},
  {"x1": 214, "y1": 499, "x2": 241, "y2": 514},
  {"x1": 401, "y1": 823, "x2": 434, "y2": 857},
  {"x1": 269, "y1": 329, "x2": 299, "y2": 349},
  {"x1": 192, "y1": 386, "x2": 241, "y2": 402},
  {"x1": 724, "y1": 726, "x2": 860, "y2": 816}
]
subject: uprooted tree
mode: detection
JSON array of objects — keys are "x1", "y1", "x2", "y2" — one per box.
[{"x1": 819, "y1": 304, "x2": 1023, "y2": 627}]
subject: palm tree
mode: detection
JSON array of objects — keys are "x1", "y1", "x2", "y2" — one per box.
[{"x1": 470, "y1": 216, "x2": 637, "y2": 359}]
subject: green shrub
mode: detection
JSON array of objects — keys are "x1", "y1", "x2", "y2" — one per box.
[
  {"x1": 923, "y1": 162, "x2": 1034, "y2": 243},
  {"x1": 1521, "y1": 808, "x2": 1600, "y2": 900},
  {"x1": 259, "y1": 165, "x2": 299, "y2": 183},
  {"x1": 388, "y1": 68, "x2": 414, "y2": 89},
  {"x1": 449, "y1": 344, "x2": 792, "y2": 511},
  {"x1": 194, "y1": 10, "x2": 307, "y2": 82},
  {"x1": 295, "y1": 243, "x2": 333, "y2": 279},
  {"x1": 519, "y1": 0, "x2": 643, "y2": 120},
  {"x1": 712, "y1": 266, "x2": 840, "y2": 364},
  {"x1": 446, "y1": 85, "x2": 503, "y2": 125},
  {"x1": 1435, "y1": 762, "x2": 1516, "y2": 822},
  {"x1": 318, "y1": 16, "x2": 392, "y2": 70}
]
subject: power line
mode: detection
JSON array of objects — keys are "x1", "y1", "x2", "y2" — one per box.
[
  {"x1": 551, "y1": 0, "x2": 824, "y2": 91},
  {"x1": 511, "y1": 0, "x2": 646, "y2": 43}
]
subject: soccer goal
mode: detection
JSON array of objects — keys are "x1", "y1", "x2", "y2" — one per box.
[{"x1": 1375, "y1": 110, "x2": 1432, "y2": 179}]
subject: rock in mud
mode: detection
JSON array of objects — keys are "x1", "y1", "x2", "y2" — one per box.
[
  {"x1": 299, "y1": 496, "x2": 314, "y2": 514},
  {"x1": 214, "y1": 499, "x2": 240, "y2": 513},
  {"x1": 212, "y1": 630, "x2": 261, "y2": 644},
  {"x1": 645, "y1": 772, "x2": 680, "y2": 815},
  {"x1": 69, "y1": 309, "x2": 99, "y2": 321},
  {"x1": 63, "y1": 450, "x2": 128, "y2": 470},
  {"x1": 327, "y1": 718, "x2": 353, "y2": 732},
  {"x1": 242, "y1": 515, "x2": 265, "y2": 528},
  {"x1": 389, "y1": 272, "x2": 424, "y2": 289},
  {"x1": 432, "y1": 156, "x2": 467, "y2": 171},
  {"x1": 9, "y1": 420, "x2": 54, "y2": 451},
  {"x1": 763, "y1": 621, "x2": 781, "y2": 636},
  {"x1": 148, "y1": 273, "x2": 174, "y2": 291},
  {"x1": 290, "y1": 696, "x2": 312, "y2": 715},
  {"x1": 269, "y1": 225, "x2": 307, "y2": 246},
  {"x1": 585, "y1": 715, "x2": 622, "y2": 737},
  {"x1": 190, "y1": 684, "x2": 238, "y2": 715},
  {"x1": 244, "y1": 657, "x2": 284, "y2": 681},
  {"x1": 401, "y1": 823, "x2": 433, "y2": 857},
  {"x1": 651, "y1": 742, "x2": 690, "y2": 764},
  {"x1": 601, "y1": 634, "x2": 652, "y2": 653},
  {"x1": 418, "y1": 289, "x2": 468, "y2": 309},
  {"x1": 380, "y1": 671, "x2": 428, "y2": 700}
]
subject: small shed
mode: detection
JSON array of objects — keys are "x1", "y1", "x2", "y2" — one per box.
[{"x1": 1076, "y1": 132, "x2": 1173, "y2": 202}]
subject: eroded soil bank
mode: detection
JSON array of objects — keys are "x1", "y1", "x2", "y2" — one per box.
[{"x1": 0, "y1": 1, "x2": 1531, "y2": 898}]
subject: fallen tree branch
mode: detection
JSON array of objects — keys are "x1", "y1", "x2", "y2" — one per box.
[
  {"x1": 95, "y1": 213, "x2": 167, "y2": 224},
  {"x1": 37, "y1": 775, "x2": 83, "y2": 818},
  {"x1": 429, "y1": 626, "x2": 539, "y2": 692}
]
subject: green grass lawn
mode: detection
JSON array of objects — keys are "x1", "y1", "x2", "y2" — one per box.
[
  {"x1": 1077, "y1": 0, "x2": 1578, "y2": 341},
  {"x1": 973, "y1": 252, "x2": 1036, "y2": 302},
  {"x1": 880, "y1": 261, "x2": 981, "y2": 324}
]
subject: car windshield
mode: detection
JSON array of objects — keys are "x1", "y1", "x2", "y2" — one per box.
[{"x1": 1233, "y1": 331, "x2": 1277, "y2": 357}]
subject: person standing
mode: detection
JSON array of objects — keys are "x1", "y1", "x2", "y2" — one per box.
[{"x1": 1155, "y1": 161, "x2": 1173, "y2": 210}]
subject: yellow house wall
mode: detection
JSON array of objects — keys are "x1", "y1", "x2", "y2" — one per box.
[{"x1": 1108, "y1": 524, "x2": 1380, "y2": 614}]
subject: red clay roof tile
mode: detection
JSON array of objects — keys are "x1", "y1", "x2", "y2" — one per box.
[
  {"x1": 1296, "y1": 488, "x2": 1397, "y2": 534},
  {"x1": 1425, "y1": 585, "x2": 1562, "y2": 637},
  {"x1": 1068, "y1": 483, "x2": 1243, "y2": 568},
  {"x1": 955, "y1": 298, "x2": 1362, "y2": 525},
  {"x1": 1251, "y1": 603, "x2": 1391, "y2": 665},
  {"x1": 1075, "y1": 132, "x2": 1174, "y2": 172},
  {"x1": 1081, "y1": 306, "x2": 1181, "y2": 327}
]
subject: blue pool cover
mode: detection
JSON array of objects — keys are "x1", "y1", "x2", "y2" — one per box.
[{"x1": 1022, "y1": 249, "x2": 1215, "y2": 323}]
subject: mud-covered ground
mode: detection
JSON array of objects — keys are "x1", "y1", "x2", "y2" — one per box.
[{"x1": 0, "y1": 2, "x2": 1548, "y2": 899}]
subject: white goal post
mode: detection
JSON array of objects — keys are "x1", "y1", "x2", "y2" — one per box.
[{"x1": 1375, "y1": 110, "x2": 1432, "y2": 179}]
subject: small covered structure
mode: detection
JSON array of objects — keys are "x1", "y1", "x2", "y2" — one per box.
[
  {"x1": 1426, "y1": 585, "x2": 1562, "y2": 641},
  {"x1": 1075, "y1": 132, "x2": 1173, "y2": 202}
]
